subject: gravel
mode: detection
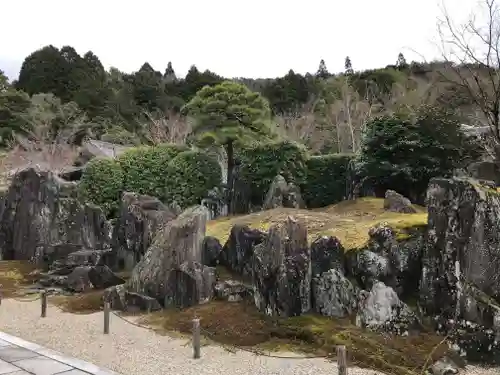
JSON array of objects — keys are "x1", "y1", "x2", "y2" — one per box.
[{"x1": 0, "y1": 299, "x2": 497, "y2": 375}]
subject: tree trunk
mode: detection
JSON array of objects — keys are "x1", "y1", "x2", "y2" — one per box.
[{"x1": 225, "y1": 140, "x2": 235, "y2": 214}]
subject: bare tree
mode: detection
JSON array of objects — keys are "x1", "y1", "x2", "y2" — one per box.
[
  {"x1": 142, "y1": 110, "x2": 192, "y2": 145},
  {"x1": 437, "y1": 0, "x2": 500, "y2": 159}
]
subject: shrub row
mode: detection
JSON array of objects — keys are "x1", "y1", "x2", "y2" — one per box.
[
  {"x1": 79, "y1": 140, "x2": 355, "y2": 218},
  {"x1": 79, "y1": 144, "x2": 222, "y2": 217}
]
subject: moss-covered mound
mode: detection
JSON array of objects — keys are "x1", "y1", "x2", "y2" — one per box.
[{"x1": 206, "y1": 197, "x2": 428, "y2": 248}]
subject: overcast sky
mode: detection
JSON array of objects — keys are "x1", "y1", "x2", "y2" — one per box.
[{"x1": 0, "y1": 0, "x2": 478, "y2": 80}]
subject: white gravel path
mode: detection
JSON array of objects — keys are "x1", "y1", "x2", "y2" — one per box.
[{"x1": 0, "y1": 299, "x2": 497, "y2": 375}]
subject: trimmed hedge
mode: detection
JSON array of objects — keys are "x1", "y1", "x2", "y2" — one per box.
[
  {"x1": 238, "y1": 140, "x2": 308, "y2": 207},
  {"x1": 303, "y1": 153, "x2": 355, "y2": 208},
  {"x1": 117, "y1": 143, "x2": 188, "y2": 200},
  {"x1": 78, "y1": 157, "x2": 124, "y2": 217},
  {"x1": 165, "y1": 150, "x2": 222, "y2": 208}
]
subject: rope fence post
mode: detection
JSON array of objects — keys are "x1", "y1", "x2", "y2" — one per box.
[
  {"x1": 40, "y1": 291, "x2": 47, "y2": 318},
  {"x1": 337, "y1": 345, "x2": 347, "y2": 375},
  {"x1": 193, "y1": 318, "x2": 201, "y2": 359},
  {"x1": 104, "y1": 301, "x2": 110, "y2": 334}
]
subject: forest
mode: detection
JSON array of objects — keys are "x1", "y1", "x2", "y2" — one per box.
[{"x1": 0, "y1": 45, "x2": 479, "y2": 156}]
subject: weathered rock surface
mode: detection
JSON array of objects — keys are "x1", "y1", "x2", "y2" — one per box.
[
  {"x1": 202, "y1": 236, "x2": 222, "y2": 267},
  {"x1": 420, "y1": 177, "x2": 500, "y2": 325},
  {"x1": 262, "y1": 175, "x2": 306, "y2": 210},
  {"x1": 111, "y1": 192, "x2": 179, "y2": 271},
  {"x1": 126, "y1": 205, "x2": 209, "y2": 306},
  {"x1": 164, "y1": 261, "x2": 215, "y2": 308},
  {"x1": 0, "y1": 168, "x2": 110, "y2": 262},
  {"x1": 467, "y1": 160, "x2": 500, "y2": 186},
  {"x1": 310, "y1": 236, "x2": 344, "y2": 277},
  {"x1": 383, "y1": 190, "x2": 417, "y2": 213},
  {"x1": 104, "y1": 284, "x2": 162, "y2": 312},
  {"x1": 220, "y1": 225, "x2": 266, "y2": 278},
  {"x1": 214, "y1": 279, "x2": 252, "y2": 302},
  {"x1": 42, "y1": 265, "x2": 125, "y2": 292},
  {"x1": 312, "y1": 269, "x2": 358, "y2": 318},
  {"x1": 357, "y1": 282, "x2": 419, "y2": 335},
  {"x1": 252, "y1": 216, "x2": 311, "y2": 317}
]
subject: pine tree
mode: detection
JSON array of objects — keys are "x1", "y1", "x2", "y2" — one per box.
[
  {"x1": 344, "y1": 56, "x2": 354, "y2": 75},
  {"x1": 316, "y1": 59, "x2": 330, "y2": 79}
]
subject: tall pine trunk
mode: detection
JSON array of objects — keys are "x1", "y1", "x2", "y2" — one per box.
[{"x1": 225, "y1": 140, "x2": 234, "y2": 214}]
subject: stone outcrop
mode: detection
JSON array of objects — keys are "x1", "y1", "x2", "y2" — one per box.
[
  {"x1": 202, "y1": 236, "x2": 222, "y2": 267},
  {"x1": 262, "y1": 175, "x2": 306, "y2": 210},
  {"x1": 126, "y1": 205, "x2": 212, "y2": 306},
  {"x1": 383, "y1": 190, "x2": 417, "y2": 214},
  {"x1": 252, "y1": 216, "x2": 311, "y2": 317},
  {"x1": 421, "y1": 177, "x2": 500, "y2": 363},
  {"x1": 312, "y1": 269, "x2": 358, "y2": 318},
  {"x1": 310, "y1": 236, "x2": 344, "y2": 277},
  {"x1": 111, "y1": 192, "x2": 179, "y2": 271},
  {"x1": 220, "y1": 225, "x2": 266, "y2": 278},
  {"x1": 0, "y1": 168, "x2": 111, "y2": 262},
  {"x1": 357, "y1": 282, "x2": 419, "y2": 335},
  {"x1": 164, "y1": 261, "x2": 215, "y2": 308}
]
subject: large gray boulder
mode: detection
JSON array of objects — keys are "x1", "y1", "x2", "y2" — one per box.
[
  {"x1": 262, "y1": 175, "x2": 306, "y2": 210},
  {"x1": 252, "y1": 216, "x2": 311, "y2": 317},
  {"x1": 312, "y1": 269, "x2": 358, "y2": 318},
  {"x1": 111, "y1": 192, "x2": 179, "y2": 271},
  {"x1": 126, "y1": 205, "x2": 209, "y2": 305},
  {"x1": 383, "y1": 190, "x2": 417, "y2": 214},
  {"x1": 356, "y1": 282, "x2": 419, "y2": 335},
  {"x1": 0, "y1": 168, "x2": 110, "y2": 262}
]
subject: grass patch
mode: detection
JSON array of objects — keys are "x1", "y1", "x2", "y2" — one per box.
[
  {"x1": 207, "y1": 198, "x2": 428, "y2": 250},
  {"x1": 139, "y1": 300, "x2": 447, "y2": 375},
  {"x1": 0, "y1": 261, "x2": 39, "y2": 298}
]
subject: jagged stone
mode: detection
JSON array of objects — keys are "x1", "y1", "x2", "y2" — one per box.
[
  {"x1": 252, "y1": 216, "x2": 311, "y2": 317},
  {"x1": 111, "y1": 192, "x2": 179, "y2": 271},
  {"x1": 220, "y1": 225, "x2": 266, "y2": 277},
  {"x1": 312, "y1": 269, "x2": 358, "y2": 318},
  {"x1": 164, "y1": 261, "x2": 215, "y2": 308},
  {"x1": 262, "y1": 174, "x2": 306, "y2": 210},
  {"x1": 0, "y1": 168, "x2": 110, "y2": 262},
  {"x1": 201, "y1": 236, "x2": 222, "y2": 267},
  {"x1": 356, "y1": 282, "x2": 419, "y2": 335},
  {"x1": 126, "y1": 205, "x2": 208, "y2": 305},
  {"x1": 310, "y1": 236, "x2": 344, "y2": 277},
  {"x1": 384, "y1": 190, "x2": 417, "y2": 214}
]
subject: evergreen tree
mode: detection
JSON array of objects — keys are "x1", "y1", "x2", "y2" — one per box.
[
  {"x1": 316, "y1": 59, "x2": 330, "y2": 79},
  {"x1": 183, "y1": 81, "x2": 274, "y2": 210},
  {"x1": 344, "y1": 56, "x2": 354, "y2": 75},
  {"x1": 396, "y1": 53, "x2": 408, "y2": 69}
]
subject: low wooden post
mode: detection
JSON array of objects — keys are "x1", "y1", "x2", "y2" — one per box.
[
  {"x1": 337, "y1": 345, "x2": 347, "y2": 375},
  {"x1": 103, "y1": 301, "x2": 110, "y2": 334},
  {"x1": 192, "y1": 318, "x2": 201, "y2": 359},
  {"x1": 40, "y1": 291, "x2": 47, "y2": 318}
]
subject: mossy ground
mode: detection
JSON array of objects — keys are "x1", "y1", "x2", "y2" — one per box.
[
  {"x1": 0, "y1": 261, "x2": 39, "y2": 297},
  {"x1": 206, "y1": 197, "x2": 428, "y2": 250}
]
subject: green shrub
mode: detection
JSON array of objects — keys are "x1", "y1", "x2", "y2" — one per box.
[
  {"x1": 303, "y1": 153, "x2": 354, "y2": 208},
  {"x1": 118, "y1": 143, "x2": 187, "y2": 200},
  {"x1": 79, "y1": 157, "x2": 124, "y2": 217},
  {"x1": 165, "y1": 150, "x2": 222, "y2": 208},
  {"x1": 238, "y1": 140, "x2": 308, "y2": 207}
]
